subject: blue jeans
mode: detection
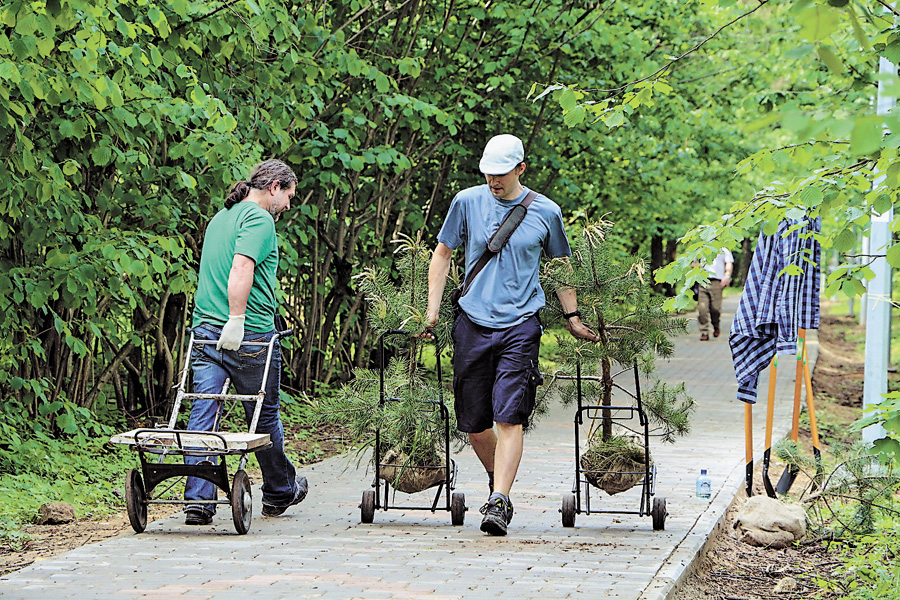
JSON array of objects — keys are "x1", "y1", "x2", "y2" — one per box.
[{"x1": 183, "y1": 323, "x2": 298, "y2": 515}]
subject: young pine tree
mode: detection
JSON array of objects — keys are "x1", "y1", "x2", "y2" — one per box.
[
  {"x1": 540, "y1": 221, "x2": 694, "y2": 491},
  {"x1": 314, "y1": 234, "x2": 464, "y2": 490}
]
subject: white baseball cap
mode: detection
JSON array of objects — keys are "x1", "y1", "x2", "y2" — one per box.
[{"x1": 479, "y1": 134, "x2": 525, "y2": 175}]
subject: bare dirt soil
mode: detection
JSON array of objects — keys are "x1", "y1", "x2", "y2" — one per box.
[
  {"x1": 0, "y1": 423, "x2": 347, "y2": 577},
  {"x1": 674, "y1": 311, "x2": 870, "y2": 600}
]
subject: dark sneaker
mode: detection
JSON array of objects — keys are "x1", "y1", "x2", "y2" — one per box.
[
  {"x1": 262, "y1": 475, "x2": 308, "y2": 517},
  {"x1": 700, "y1": 334, "x2": 709, "y2": 341},
  {"x1": 479, "y1": 492, "x2": 514, "y2": 536},
  {"x1": 713, "y1": 326, "x2": 721, "y2": 338},
  {"x1": 185, "y1": 509, "x2": 213, "y2": 525}
]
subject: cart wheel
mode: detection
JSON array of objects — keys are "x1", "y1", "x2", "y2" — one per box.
[
  {"x1": 451, "y1": 492, "x2": 466, "y2": 526},
  {"x1": 231, "y1": 470, "x2": 252, "y2": 535},
  {"x1": 360, "y1": 489, "x2": 375, "y2": 524},
  {"x1": 561, "y1": 493, "x2": 576, "y2": 528},
  {"x1": 652, "y1": 497, "x2": 667, "y2": 531},
  {"x1": 125, "y1": 468, "x2": 148, "y2": 533}
]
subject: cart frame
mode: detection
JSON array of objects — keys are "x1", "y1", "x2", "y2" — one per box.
[
  {"x1": 558, "y1": 361, "x2": 667, "y2": 530},
  {"x1": 359, "y1": 329, "x2": 466, "y2": 525},
  {"x1": 111, "y1": 329, "x2": 291, "y2": 535}
]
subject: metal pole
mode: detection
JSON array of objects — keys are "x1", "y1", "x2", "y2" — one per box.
[
  {"x1": 860, "y1": 235, "x2": 869, "y2": 326},
  {"x1": 862, "y1": 52, "x2": 896, "y2": 446}
]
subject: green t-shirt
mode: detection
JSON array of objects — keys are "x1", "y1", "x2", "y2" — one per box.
[{"x1": 192, "y1": 202, "x2": 278, "y2": 333}]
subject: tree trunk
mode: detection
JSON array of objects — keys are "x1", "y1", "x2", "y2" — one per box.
[
  {"x1": 650, "y1": 235, "x2": 665, "y2": 294},
  {"x1": 738, "y1": 237, "x2": 752, "y2": 287}
]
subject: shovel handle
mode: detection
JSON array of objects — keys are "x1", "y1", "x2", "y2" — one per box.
[
  {"x1": 744, "y1": 402, "x2": 753, "y2": 497},
  {"x1": 789, "y1": 329, "x2": 806, "y2": 443},
  {"x1": 762, "y1": 356, "x2": 778, "y2": 498},
  {"x1": 764, "y1": 356, "x2": 777, "y2": 448},
  {"x1": 802, "y1": 342, "x2": 820, "y2": 449},
  {"x1": 802, "y1": 341, "x2": 825, "y2": 488}
]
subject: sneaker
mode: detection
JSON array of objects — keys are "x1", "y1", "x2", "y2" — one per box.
[
  {"x1": 700, "y1": 334, "x2": 709, "y2": 341},
  {"x1": 262, "y1": 475, "x2": 308, "y2": 517},
  {"x1": 479, "y1": 492, "x2": 514, "y2": 536},
  {"x1": 713, "y1": 326, "x2": 721, "y2": 338},
  {"x1": 185, "y1": 509, "x2": 213, "y2": 525}
]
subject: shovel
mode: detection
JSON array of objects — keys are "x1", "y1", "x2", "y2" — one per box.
[
  {"x1": 761, "y1": 356, "x2": 778, "y2": 498},
  {"x1": 776, "y1": 329, "x2": 806, "y2": 495}
]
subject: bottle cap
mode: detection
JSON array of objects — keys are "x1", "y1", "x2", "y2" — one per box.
[{"x1": 700, "y1": 469, "x2": 707, "y2": 475}]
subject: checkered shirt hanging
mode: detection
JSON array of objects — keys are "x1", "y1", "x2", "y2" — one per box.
[{"x1": 729, "y1": 216, "x2": 821, "y2": 404}]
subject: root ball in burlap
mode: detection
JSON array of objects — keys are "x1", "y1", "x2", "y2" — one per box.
[
  {"x1": 580, "y1": 435, "x2": 650, "y2": 495},
  {"x1": 378, "y1": 447, "x2": 447, "y2": 494}
]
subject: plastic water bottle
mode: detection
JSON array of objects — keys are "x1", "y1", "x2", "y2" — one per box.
[{"x1": 696, "y1": 469, "x2": 711, "y2": 498}]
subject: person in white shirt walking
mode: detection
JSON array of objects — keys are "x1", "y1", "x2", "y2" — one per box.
[{"x1": 698, "y1": 248, "x2": 733, "y2": 341}]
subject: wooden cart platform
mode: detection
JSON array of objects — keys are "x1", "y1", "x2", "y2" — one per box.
[{"x1": 110, "y1": 429, "x2": 271, "y2": 452}]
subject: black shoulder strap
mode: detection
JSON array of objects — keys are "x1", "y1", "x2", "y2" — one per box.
[{"x1": 459, "y1": 190, "x2": 538, "y2": 297}]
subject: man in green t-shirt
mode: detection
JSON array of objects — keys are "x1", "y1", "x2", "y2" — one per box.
[{"x1": 184, "y1": 159, "x2": 308, "y2": 525}]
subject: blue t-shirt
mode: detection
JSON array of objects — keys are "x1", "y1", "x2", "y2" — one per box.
[{"x1": 437, "y1": 184, "x2": 571, "y2": 328}]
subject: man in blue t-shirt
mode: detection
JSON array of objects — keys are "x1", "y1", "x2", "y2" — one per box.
[{"x1": 425, "y1": 134, "x2": 599, "y2": 536}]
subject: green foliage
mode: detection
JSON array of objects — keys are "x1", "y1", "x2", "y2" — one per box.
[
  {"x1": 543, "y1": 223, "x2": 688, "y2": 359},
  {"x1": 790, "y1": 442, "x2": 900, "y2": 538},
  {"x1": 313, "y1": 238, "x2": 463, "y2": 474},
  {"x1": 815, "y1": 523, "x2": 900, "y2": 599},
  {"x1": 355, "y1": 233, "x2": 456, "y2": 348},
  {"x1": 8, "y1": 0, "x2": 694, "y2": 425},
  {"x1": 0, "y1": 432, "x2": 136, "y2": 547},
  {"x1": 639, "y1": 0, "x2": 900, "y2": 304},
  {"x1": 534, "y1": 1, "x2": 769, "y2": 262},
  {"x1": 851, "y1": 391, "x2": 900, "y2": 464},
  {"x1": 315, "y1": 355, "x2": 463, "y2": 470},
  {"x1": 641, "y1": 381, "x2": 693, "y2": 443}
]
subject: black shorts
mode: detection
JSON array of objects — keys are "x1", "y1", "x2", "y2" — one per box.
[{"x1": 451, "y1": 313, "x2": 543, "y2": 433}]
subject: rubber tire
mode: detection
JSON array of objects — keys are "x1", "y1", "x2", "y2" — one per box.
[
  {"x1": 361, "y1": 489, "x2": 375, "y2": 524},
  {"x1": 652, "y1": 496, "x2": 667, "y2": 531},
  {"x1": 125, "y1": 469, "x2": 148, "y2": 533},
  {"x1": 451, "y1": 492, "x2": 466, "y2": 526},
  {"x1": 561, "y1": 493, "x2": 576, "y2": 528},
  {"x1": 231, "y1": 470, "x2": 252, "y2": 535}
]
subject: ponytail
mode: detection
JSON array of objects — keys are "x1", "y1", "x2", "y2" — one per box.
[{"x1": 225, "y1": 181, "x2": 251, "y2": 209}]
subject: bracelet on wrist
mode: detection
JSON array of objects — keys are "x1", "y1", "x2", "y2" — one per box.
[{"x1": 563, "y1": 310, "x2": 581, "y2": 320}]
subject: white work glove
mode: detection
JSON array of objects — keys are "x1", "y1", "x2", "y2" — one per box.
[{"x1": 216, "y1": 314, "x2": 245, "y2": 351}]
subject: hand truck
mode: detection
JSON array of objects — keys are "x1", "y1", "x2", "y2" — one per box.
[
  {"x1": 359, "y1": 330, "x2": 466, "y2": 525},
  {"x1": 556, "y1": 361, "x2": 667, "y2": 530},
  {"x1": 110, "y1": 328, "x2": 291, "y2": 535}
]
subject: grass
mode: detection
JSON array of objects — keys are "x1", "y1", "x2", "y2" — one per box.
[
  {"x1": 824, "y1": 297, "x2": 900, "y2": 361},
  {"x1": 0, "y1": 434, "x2": 138, "y2": 549}
]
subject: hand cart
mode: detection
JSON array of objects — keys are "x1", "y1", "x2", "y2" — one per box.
[
  {"x1": 556, "y1": 361, "x2": 667, "y2": 530},
  {"x1": 109, "y1": 328, "x2": 291, "y2": 535},
  {"x1": 359, "y1": 330, "x2": 466, "y2": 525}
]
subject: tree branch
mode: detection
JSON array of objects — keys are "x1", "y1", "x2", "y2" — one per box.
[
  {"x1": 586, "y1": 0, "x2": 770, "y2": 94},
  {"x1": 875, "y1": 0, "x2": 900, "y2": 19}
]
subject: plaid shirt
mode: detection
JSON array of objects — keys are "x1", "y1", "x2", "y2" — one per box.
[{"x1": 729, "y1": 217, "x2": 821, "y2": 403}]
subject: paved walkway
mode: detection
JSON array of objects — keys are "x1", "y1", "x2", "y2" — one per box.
[{"x1": 0, "y1": 295, "x2": 816, "y2": 600}]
